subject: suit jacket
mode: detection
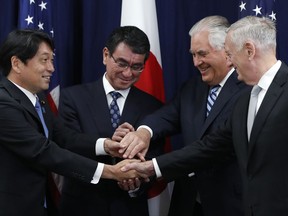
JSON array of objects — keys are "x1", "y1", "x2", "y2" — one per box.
[
  {"x1": 142, "y1": 71, "x2": 249, "y2": 216},
  {"x1": 156, "y1": 62, "x2": 288, "y2": 216},
  {"x1": 0, "y1": 77, "x2": 98, "y2": 216},
  {"x1": 58, "y1": 79, "x2": 164, "y2": 216}
]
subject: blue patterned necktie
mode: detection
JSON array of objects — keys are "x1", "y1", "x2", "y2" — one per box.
[
  {"x1": 109, "y1": 91, "x2": 122, "y2": 129},
  {"x1": 35, "y1": 98, "x2": 49, "y2": 138},
  {"x1": 206, "y1": 85, "x2": 220, "y2": 117}
]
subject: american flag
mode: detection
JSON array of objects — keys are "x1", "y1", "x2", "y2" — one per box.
[
  {"x1": 238, "y1": 0, "x2": 276, "y2": 21},
  {"x1": 18, "y1": 0, "x2": 60, "y2": 114},
  {"x1": 18, "y1": 0, "x2": 62, "y2": 208}
]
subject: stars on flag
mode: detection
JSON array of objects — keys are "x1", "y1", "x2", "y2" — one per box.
[
  {"x1": 269, "y1": 11, "x2": 276, "y2": 21},
  {"x1": 39, "y1": 1, "x2": 47, "y2": 11},
  {"x1": 238, "y1": 1, "x2": 276, "y2": 21},
  {"x1": 253, "y1": 5, "x2": 262, "y2": 16},
  {"x1": 25, "y1": 15, "x2": 33, "y2": 25},
  {"x1": 23, "y1": 0, "x2": 53, "y2": 32},
  {"x1": 38, "y1": 21, "x2": 44, "y2": 30},
  {"x1": 239, "y1": 1, "x2": 246, "y2": 11}
]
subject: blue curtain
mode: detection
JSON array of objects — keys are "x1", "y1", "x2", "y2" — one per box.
[
  {"x1": 0, "y1": 0, "x2": 287, "y2": 150},
  {"x1": 1, "y1": 0, "x2": 287, "y2": 101}
]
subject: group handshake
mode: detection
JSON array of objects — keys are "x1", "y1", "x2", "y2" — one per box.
[{"x1": 104, "y1": 122, "x2": 157, "y2": 184}]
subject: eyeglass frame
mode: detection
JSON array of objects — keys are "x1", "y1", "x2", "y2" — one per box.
[{"x1": 109, "y1": 53, "x2": 145, "y2": 73}]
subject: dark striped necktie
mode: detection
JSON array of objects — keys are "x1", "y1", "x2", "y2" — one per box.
[{"x1": 206, "y1": 85, "x2": 220, "y2": 117}]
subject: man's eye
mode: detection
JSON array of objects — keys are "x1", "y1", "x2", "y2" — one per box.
[
  {"x1": 131, "y1": 65, "x2": 143, "y2": 71},
  {"x1": 117, "y1": 62, "x2": 128, "y2": 68}
]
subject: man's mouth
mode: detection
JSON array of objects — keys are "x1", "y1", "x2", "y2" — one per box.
[{"x1": 42, "y1": 75, "x2": 51, "y2": 81}]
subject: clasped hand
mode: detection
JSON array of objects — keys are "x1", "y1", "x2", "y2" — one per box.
[
  {"x1": 105, "y1": 122, "x2": 151, "y2": 160},
  {"x1": 104, "y1": 122, "x2": 154, "y2": 188}
]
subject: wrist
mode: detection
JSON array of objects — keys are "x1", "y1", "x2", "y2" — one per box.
[
  {"x1": 103, "y1": 138, "x2": 111, "y2": 155},
  {"x1": 102, "y1": 164, "x2": 116, "y2": 180},
  {"x1": 137, "y1": 128, "x2": 151, "y2": 140},
  {"x1": 137, "y1": 125, "x2": 153, "y2": 138}
]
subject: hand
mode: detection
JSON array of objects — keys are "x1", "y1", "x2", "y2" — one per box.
[
  {"x1": 104, "y1": 138, "x2": 122, "y2": 157},
  {"x1": 117, "y1": 177, "x2": 141, "y2": 191},
  {"x1": 112, "y1": 122, "x2": 135, "y2": 142},
  {"x1": 102, "y1": 159, "x2": 143, "y2": 182},
  {"x1": 121, "y1": 160, "x2": 155, "y2": 179},
  {"x1": 119, "y1": 128, "x2": 151, "y2": 160}
]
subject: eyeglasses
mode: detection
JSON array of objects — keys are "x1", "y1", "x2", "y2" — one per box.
[{"x1": 110, "y1": 54, "x2": 144, "y2": 73}]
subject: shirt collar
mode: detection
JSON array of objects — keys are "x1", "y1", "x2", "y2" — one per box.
[
  {"x1": 10, "y1": 81, "x2": 37, "y2": 106},
  {"x1": 218, "y1": 68, "x2": 235, "y2": 88},
  {"x1": 257, "y1": 60, "x2": 281, "y2": 91},
  {"x1": 102, "y1": 72, "x2": 130, "y2": 98}
]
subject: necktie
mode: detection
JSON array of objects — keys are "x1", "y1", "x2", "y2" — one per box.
[
  {"x1": 35, "y1": 98, "x2": 49, "y2": 208},
  {"x1": 109, "y1": 91, "x2": 122, "y2": 129},
  {"x1": 247, "y1": 85, "x2": 262, "y2": 141},
  {"x1": 207, "y1": 85, "x2": 220, "y2": 116},
  {"x1": 35, "y1": 98, "x2": 49, "y2": 138}
]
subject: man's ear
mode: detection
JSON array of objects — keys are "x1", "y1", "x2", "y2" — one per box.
[
  {"x1": 11, "y1": 56, "x2": 23, "y2": 73},
  {"x1": 244, "y1": 41, "x2": 256, "y2": 60},
  {"x1": 103, "y1": 47, "x2": 109, "y2": 65}
]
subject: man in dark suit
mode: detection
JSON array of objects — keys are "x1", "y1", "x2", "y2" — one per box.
[
  {"x1": 58, "y1": 26, "x2": 164, "y2": 216},
  {"x1": 117, "y1": 16, "x2": 247, "y2": 216},
  {"x1": 122, "y1": 16, "x2": 288, "y2": 216},
  {"x1": 0, "y1": 29, "x2": 139, "y2": 216},
  {"x1": 167, "y1": 15, "x2": 247, "y2": 216}
]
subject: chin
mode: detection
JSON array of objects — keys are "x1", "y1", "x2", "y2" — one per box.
[{"x1": 42, "y1": 85, "x2": 49, "y2": 91}]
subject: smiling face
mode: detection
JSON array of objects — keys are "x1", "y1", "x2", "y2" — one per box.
[
  {"x1": 9, "y1": 42, "x2": 54, "y2": 94},
  {"x1": 190, "y1": 31, "x2": 229, "y2": 86},
  {"x1": 225, "y1": 32, "x2": 257, "y2": 85},
  {"x1": 103, "y1": 42, "x2": 145, "y2": 90}
]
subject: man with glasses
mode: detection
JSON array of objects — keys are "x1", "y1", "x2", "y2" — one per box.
[{"x1": 58, "y1": 26, "x2": 164, "y2": 216}]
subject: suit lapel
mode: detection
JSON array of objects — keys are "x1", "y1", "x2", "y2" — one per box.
[
  {"x1": 248, "y1": 63, "x2": 288, "y2": 158},
  {"x1": 200, "y1": 71, "x2": 240, "y2": 136},
  {"x1": 193, "y1": 82, "x2": 209, "y2": 136},
  {"x1": 237, "y1": 93, "x2": 251, "y2": 169},
  {"x1": 89, "y1": 80, "x2": 115, "y2": 134},
  {"x1": 121, "y1": 86, "x2": 143, "y2": 126},
  {"x1": 2, "y1": 78, "x2": 39, "y2": 119},
  {"x1": 88, "y1": 82, "x2": 146, "y2": 134},
  {"x1": 1, "y1": 78, "x2": 50, "y2": 137}
]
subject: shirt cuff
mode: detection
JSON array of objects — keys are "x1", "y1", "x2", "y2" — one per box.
[
  {"x1": 188, "y1": 172, "x2": 195, "y2": 177},
  {"x1": 96, "y1": 138, "x2": 108, "y2": 155},
  {"x1": 152, "y1": 158, "x2": 162, "y2": 178},
  {"x1": 137, "y1": 125, "x2": 153, "y2": 138},
  {"x1": 128, "y1": 187, "x2": 140, "y2": 197},
  {"x1": 91, "y1": 163, "x2": 104, "y2": 184}
]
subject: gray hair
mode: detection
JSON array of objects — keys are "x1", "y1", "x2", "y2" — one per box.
[
  {"x1": 227, "y1": 16, "x2": 276, "y2": 52},
  {"x1": 189, "y1": 15, "x2": 230, "y2": 50}
]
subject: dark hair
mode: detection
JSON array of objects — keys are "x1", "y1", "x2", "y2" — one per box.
[
  {"x1": 0, "y1": 29, "x2": 54, "y2": 76},
  {"x1": 105, "y1": 26, "x2": 150, "y2": 62}
]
